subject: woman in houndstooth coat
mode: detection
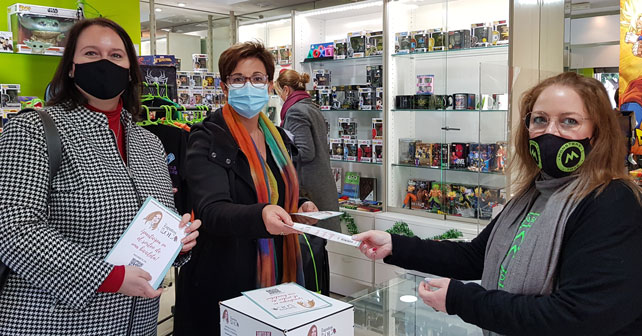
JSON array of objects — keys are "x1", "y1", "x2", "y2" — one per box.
[{"x1": 0, "y1": 19, "x2": 200, "y2": 335}]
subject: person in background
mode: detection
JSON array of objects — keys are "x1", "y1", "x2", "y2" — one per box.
[
  {"x1": 174, "y1": 41, "x2": 318, "y2": 335},
  {"x1": 354, "y1": 72, "x2": 642, "y2": 335},
  {"x1": 0, "y1": 18, "x2": 200, "y2": 335},
  {"x1": 275, "y1": 69, "x2": 340, "y2": 295}
]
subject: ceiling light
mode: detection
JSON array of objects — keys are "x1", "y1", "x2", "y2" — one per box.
[
  {"x1": 155, "y1": 8, "x2": 162, "y2": 12},
  {"x1": 178, "y1": 2, "x2": 186, "y2": 7},
  {"x1": 400, "y1": 295, "x2": 417, "y2": 303}
]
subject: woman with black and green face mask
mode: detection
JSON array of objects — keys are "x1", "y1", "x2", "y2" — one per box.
[{"x1": 353, "y1": 72, "x2": 642, "y2": 335}]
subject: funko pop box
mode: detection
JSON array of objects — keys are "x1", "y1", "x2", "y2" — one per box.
[{"x1": 8, "y1": 3, "x2": 79, "y2": 55}]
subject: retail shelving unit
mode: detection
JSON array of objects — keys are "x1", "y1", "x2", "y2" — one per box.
[{"x1": 385, "y1": 0, "x2": 510, "y2": 233}]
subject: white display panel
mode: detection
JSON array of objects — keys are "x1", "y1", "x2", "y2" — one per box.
[{"x1": 238, "y1": 18, "x2": 292, "y2": 48}]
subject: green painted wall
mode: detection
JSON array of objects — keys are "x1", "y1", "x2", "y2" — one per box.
[{"x1": 0, "y1": 0, "x2": 140, "y2": 98}]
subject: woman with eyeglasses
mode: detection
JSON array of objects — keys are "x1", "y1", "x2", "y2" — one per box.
[
  {"x1": 173, "y1": 41, "x2": 318, "y2": 335},
  {"x1": 354, "y1": 72, "x2": 642, "y2": 335}
]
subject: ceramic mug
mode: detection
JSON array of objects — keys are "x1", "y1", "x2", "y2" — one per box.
[
  {"x1": 496, "y1": 93, "x2": 509, "y2": 110},
  {"x1": 454, "y1": 93, "x2": 475, "y2": 110}
]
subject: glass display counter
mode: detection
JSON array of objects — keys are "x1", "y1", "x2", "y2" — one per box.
[{"x1": 346, "y1": 273, "x2": 482, "y2": 336}]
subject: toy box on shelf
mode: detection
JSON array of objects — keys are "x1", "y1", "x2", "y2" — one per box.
[
  {"x1": 366, "y1": 30, "x2": 383, "y2": 56},
  {"x1": 8, "y1": 3, "x2": 79, "y2": 55},
  {"x1": 0, "y1": 31, "x2": 13, "y2": 53},
  {"x1": 307, "y1": 42, "x2": 334, "y2": 60},
  {"x1": 277, "y1": 45, "x2": 291, "y2": 65},
  {"x1": 334, "y1": 39, "x2": 347, "y2": 59},
  {"x1": 1, "y1": 84, "x2": 21, "y2": 108},
  {"x1": 358, "y1": 140, "x2": 373, "y2": 163},
  {"x1": 347, "y1": 31, "x2": 367, "y2": 58},
  {"x1": 192, "y1": 54, "x2": 208, "y2": 71}
]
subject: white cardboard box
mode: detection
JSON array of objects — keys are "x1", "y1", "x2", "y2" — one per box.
[{"x1": 220, "y1": 287, "x2": 354, "y2": 336}]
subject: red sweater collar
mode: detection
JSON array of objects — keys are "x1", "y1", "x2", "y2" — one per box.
[{"x1": 85, "y1": 99, "x2": 123, "y2": 117}]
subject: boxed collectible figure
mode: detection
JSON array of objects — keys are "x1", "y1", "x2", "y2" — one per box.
[
  {"x1": 398, "y1": 138, "x2": 417, "y2": 164},
  {"x1": 372, "y1": 139, "x2": 383, "y2": 163},
  {"x1": 467, "y1": 143, "x2": 483, "y2": 171},
  {"x1": 330, "y1": 139, "x2": 344, "y2": 160},
  {"x1": 414, "y1": 141, "x2": 432, "y2": 166},
  {"x1": 375, "y1": 88, "x2": 384, "y2": 110},
  {"x1": 177, "y1": 72, "x2": 190, "y2": 88},
  {"x1": 371, "y1": 118, "x2": 383, "y2": 139},
  {"x1": 203, "y1": 73, "x2": 220, "y2": 89},
  {"x1": 471, "y1": 23, "x2": 491, "y2": 47},
  {"x1": 8, "y1": 3, "x2": 78, "y2": 55},
  {"x1": 0, "y1": 32, "x2": 13, "y2": 52},
  {"x1": 331, "y1": 167, "x2": 343, "y2": 193},
  {"x1": 190, "y1": 72, "x2": 204, "y2": 88},
  {"x1": 450, "y1": 143, "x2": 470, "y2": 169},
  {"x1": 177, "y1": 89, "x2": 190, "y2": 105},
  {"x1": 318, "y1": 89, "x2": 332, "y2": 110},
  {"x1": 307, "y1": 42, "x2": 334, "y2": 59},
  {"x1": 344, "y1": 85, "x2": 360, "y2": 110},
  {"x1": 403, "y1": 179, "x2": 431, "y2": 210},
  {"x1": 358, "y1": 140, "x2": 373, "y2": 163},
  {"x1": 345, "y1": 139, "x2": 358, "y2": 162},
  {"x1": 313, "y1": 69, "x2": 331, "y2": 89},
  {"x1": 426, "y1": 182, "x2": 443, "y2": 213},
  {"x1": 348, "y1": 31, "x2": 367, "y2": 58},
  {"x1": 338, "y1": 118, "x2": 357, "y2": 139},
  {"x1": 1, "y1": 107, "x2": 20, "y2": 131},
  {"x1": 395, "y1": 31, "x2": 412, "y2": 54},
  {"x1": 332, "y1": 86, "x2": 345, "y2": 110},
  {"x1": 366, "y1": 65, "x2": 383, "y2": 88},
  {"x1": 494, "y1": 20, "x2": 509, "y2": 45},
  {"x1": 366, "y1": 30, "x2": 383, "y2": 56},
  {"x1": 277, "y1": 45, "x2": 291, "y2": 64},
  {"x1": 431, "y1": 28, "x2": 446, "y2": 51},
  {"x1": 459, "y1": 29, "x2": 472, "y2": 49},
  {"x1": 1, "y1": 84, "x2": 21, "y2": 108},
  {"x1": 334, "y1": 39, "x2": 347, "y2": 60},
  {"x1": 416, "y1": 75, "x2": 434, "y2": 95},
  {"x1": 359, "y1": 87, "x2": 373, "y2": 110},
  {"x1": 448, "y1": 30, "x2": 463, "y2": 50},
  {"x1": 268, "y1": 46, "x2": 279, "y2": 63},
  {"x1": 494, "y1": 141, "x2": 507, "y2": 172},
  {"x1": 411, "y1": 30, "x2": 427, "y2": 53},
  {"x1": 430, "y1": 143, "x2": 441, "y2": 168},
  {"x1": 192, "y1": 54, "x2": 207, "y2": 71}
]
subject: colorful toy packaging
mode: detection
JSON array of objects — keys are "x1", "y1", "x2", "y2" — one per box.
[
  {"x1": 358, "y1": 140, "x2": 373, "y2": 163},
  {"x1": 334, "y1": 39, "x2": 347, "y2": 59},
  {"x1": 8, "y1": 3, "x2": 79, "y2": 55},
  {"x1": 0, "y1": 32, "x2": 13, "y2": 53}
]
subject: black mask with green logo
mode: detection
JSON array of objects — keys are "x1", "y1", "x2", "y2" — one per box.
[{"x1": 529, "y1": 133, "x2": 591, "y2": 178}]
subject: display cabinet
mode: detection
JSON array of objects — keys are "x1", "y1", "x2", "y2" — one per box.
[
  {"x1": 294, "y1": 1, "x2": 385, "y2": 205},
  {"x1": 385, "y1": 0, "x2": 510, "y2": 227}
]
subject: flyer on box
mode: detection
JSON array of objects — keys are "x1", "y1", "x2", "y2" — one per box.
[
  {"x1": 292, "y1": 222, "x2": 361, "y2": 247},
  {"x1": 242, "y1": 282, "x2": 332, "y2": 319},
  {"x1": 105, "y1": 196, "x2": 186, "y2": 289},
  {"x1": 290, "y1": 211, "x2": 342, "y2": 221}
]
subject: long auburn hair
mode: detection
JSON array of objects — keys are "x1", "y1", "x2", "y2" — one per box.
[
  {"x1": 47, "y1": 18, "x2": 142, "y2": 120},
  {"x1": 511, "y1": 72, "x2": 640, "y2": 200}
]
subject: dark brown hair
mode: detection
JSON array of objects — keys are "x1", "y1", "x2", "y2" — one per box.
[
  {"x1": 512, "y1": 72, "x2": 640, "y2": 200},
  {"x1": 219, "y1": 41, "x2": 275, "y2": 84},
  {"x1": 47, "y1": 18, "x2": 142, "y2": 120}
]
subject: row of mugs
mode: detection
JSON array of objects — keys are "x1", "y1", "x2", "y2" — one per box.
[{"x1": 395, "y1": 93, "x2": 508, "y2": 110}]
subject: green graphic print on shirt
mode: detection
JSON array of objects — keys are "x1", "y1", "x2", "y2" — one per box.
[{"x1": 498, "y1": 212, "x2": 541, "y2": 289}]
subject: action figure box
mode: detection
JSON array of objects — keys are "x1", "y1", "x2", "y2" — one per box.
[
  {"x1": 366, "y1": 30, "x2": 383, "y2": 56},
  {"x1": 331, "y1": 86, "x2": 346, "y2": 110},
  {"x1": 344, "y1": 85, "x2": 360, "y2": 110},
  {"x1": 375, "y1": 88, "x2": 384, "y2": 110},
  {"x1": 307, "y1": 42, "x2": 334, "y2": 60},
  {"x1": 482, "y1": 143, "x2": 497, "y2": 172},
  {"x1": 1, "y1": 107, "x2": 20, "y2": 132},
  {"x1": 0, "y1": 32, "x2": 13, "y2": 53},
  {"x1": 359, "y1": 87, "x2": 373, "y2": 111},
  {"x1": 371, "y1": 118, "x2": 383, "y2": 140},
  {"x1": 330, "y1": 139, "x2": 344, "y2": 160},
  {"x1": 1, "y1": 84, "x2": 21, "y2": 108},
  {"x1": 313, "y1": 69, "x2": 331, "y2": 89},
  {"x1": 404, "y1": 179, "x2": 431, "y2": 210},
  {"x1": 450, "y1": 143, "x2": 470, "y2": 169},
  {"x1": 203, "y1": 73, "x2": 221, "y2": 89},
  {"x1": 358, "y1": 140, "x2": 372, "y2": 163},
  {"x1": 190, "y1": 89, "x2": 203, "y2": 105},
  {"x1": 192, "y1": 54, "x2": 208, "y2": 71},
  {"x1": 177, "y1": 89, "x2": 190, "y2": 105},
  {"x1": 372, "y1": 139, "x2": 383, "y2": 163},
  {"x1": 431, "y1": 28, "x2": 446, "y2": 51},
  {"x1": 318, "y1": 89, "x2": 332, "y2": 111},
  {"x1": 414, "y1": 141, "x2": 432, "y2": 166},
  {"x1": 8, "y1": 4, "x2": 78, "y2": 55},
  {"x1": 366, "y1": 65, "x2": 383, "y2": 88},
  {"x1": 268, "y1": 46, "x2": 279, "y2": 64},
  {"x1": 395, "y1": 31, "x2": 412, "y2": 54},
  {"x1": 450, "y1": 184, "x2": 477, "y2": 218},
  {"x1": 277, "y1": 45, "x2": 291, "y2": 65},
  {"x1": 471, "y1": 23, "x2": 491, "y2": 47},
  {"x1": 416, "y1": 75, "x2": 434, "y2": 95},
  {"x1": 338, "y1": 117, "x2": 357, "y2": 139},
  {"x1": 334, "y1": 39, "x2": 347, "y2": 60},
  {"x1": 430, "y1": 143, "x2": 441, "y2": 168},
  {"x1": 494, "y1": 141, "x2": 507, "y2": 173},
  {"x1": 467, "y1": 143, "x2": 483, "y2": 171},
  {"x1": 190, "y1": 72, "x2": 204, "y2": 88},
  {"x1": 177, "y1": 71, "x2": 190, "y2": 88},
  {"x1": 494, "y1": 20, "x2": 509, "y2": 45},
  {"x1": 331, "y1": 167, "x2": 343, "y2": 193},
  {"x1": 348, "y1": 31, "x2": 367, "y2": 58},
  {"x1": 345, "y1": 139, "x2": 358, "y2": 162},
  {"x1": 478, "y1": 187, "x2": 506, "y2": 220},
  {"x1": 448, "y1": 30, "x2": 463, "y2": 50},
  {"x1": 460, "y1": 29, "x2": 472, "y2": 49},
  {"x1": 411, "y1": 30, "x2": 427, "y2": 53},
  {"x1": 398, "y1": 138, "x2": 417, "y2": 164}
]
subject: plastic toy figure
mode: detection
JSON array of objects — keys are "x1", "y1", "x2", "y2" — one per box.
[
  {"x1": 428, "y1": 184, "x2": 442, "y2": 212},
  {"x1": 402, "y1": 183, "x2": 417, "y2": 209},
  {"x1": 19, "y1": 16, "x2": 74, "y2": 45},
  {"x1": 496, "y1": 144, "x2": 506, "y2": 172}
]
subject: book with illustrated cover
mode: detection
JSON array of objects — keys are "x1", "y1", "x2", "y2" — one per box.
[
  {"x1": 359, "y1": 177, "x2": 376, "y2": 201},
  {"x1": 331, "y1": 167, "x2": 342, "y2": 193},
  {"x1": 343, "y1": 171, "x2": 360, "y2": 199}
]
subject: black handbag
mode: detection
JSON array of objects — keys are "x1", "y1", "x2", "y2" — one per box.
[{"x1": 0, "y1": 109, "x2": 62, "y2": 292}]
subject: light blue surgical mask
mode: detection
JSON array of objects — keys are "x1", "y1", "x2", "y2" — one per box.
[{"x1": 227, "y1": 83, "x2": 269, "y2": 119}]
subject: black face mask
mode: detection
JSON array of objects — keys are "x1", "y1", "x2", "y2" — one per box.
[
  {"x1": 74, "y1": 59, "x2": 129, "y2": 100},
  {"x1": 529, "y1": 133, "x2": 592, "y2": 178}
]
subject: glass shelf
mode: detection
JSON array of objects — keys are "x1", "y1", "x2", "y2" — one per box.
[
  {"x1": 331, "y1": 159, "x2": 383, "y2": 166},
  {"x1": 392, "y1": 163, "x2": 505, "y2": 176},
  {"x1": 392, "y1": 45, "x2": 509, "y2": 60},
  {"x1": 300, "y1": 54, "x2": 383, "y2": 64},
  {"x1": 391, "y1": 109, "x2": 507, "y2": 113},
  {"x1": 321, "y1": 109, "x2": 384, "y2": 113}
]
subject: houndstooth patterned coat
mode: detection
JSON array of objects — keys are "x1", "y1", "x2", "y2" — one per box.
[{"x1": 0, "y1": 104, "x2": 187, "y2": 335}]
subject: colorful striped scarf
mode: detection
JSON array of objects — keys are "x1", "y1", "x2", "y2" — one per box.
[{"x1": 222, "y1": 104, "x2": 304, "y2": 288}]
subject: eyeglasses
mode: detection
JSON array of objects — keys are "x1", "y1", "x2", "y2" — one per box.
[
  {"x1": 226, "y1": 73, "x2": 269, "y2": 89},
  {"x1": 524, "y1": 111, "x2": 590, "y2": 136}
]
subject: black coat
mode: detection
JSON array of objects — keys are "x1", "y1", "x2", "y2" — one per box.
[{"x1": 173, "y1": 109, "x2": 302, "y2": 335}]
